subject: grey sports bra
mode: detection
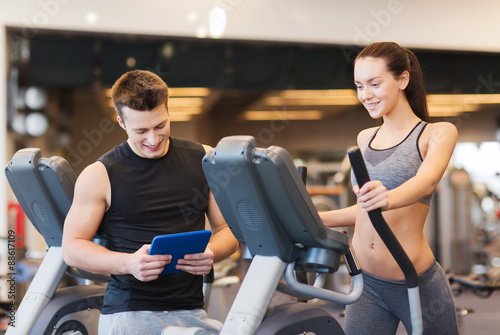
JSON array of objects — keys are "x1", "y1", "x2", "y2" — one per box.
[{"x1": 351, "y1": 121, "x2": 433, "y2": 206}]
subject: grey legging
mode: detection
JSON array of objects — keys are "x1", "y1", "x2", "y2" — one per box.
[{"x1": 345, "y1": 260, "x2": 459, "y2": 335}]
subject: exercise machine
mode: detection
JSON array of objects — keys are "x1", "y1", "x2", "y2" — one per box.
[
  {"x1": 203, "y1": 136, "x2": 363, "y2": 335},
  {"x1": 450, "y1": 267, "x2": 500, "y2": 298},
  {"x1": 448, "y1": 268, "x2": 500, "y2": 333},
  {"x1": 5, "y1": 137, "x2": 424, "y2": 335},
  {"x1": 163, "y1": 136, "x2": 423, "y2": 335},
  {"x1": 5, "y1": 148, "x2": 107, "y2": 335},
  {"x1": 4, "y1": 148, "x2": 232, "y2": 335}
]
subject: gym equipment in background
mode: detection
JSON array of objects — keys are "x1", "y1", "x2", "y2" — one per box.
[
  {"x1": 5, "y1": 148, "x2": 107, "y2": 335},
  {"x1": 6, "y1": 137, "x2": 424, "y2": 335},
  {"x1": 163, "y1": 136, "x2": 423, "y2": 335}
]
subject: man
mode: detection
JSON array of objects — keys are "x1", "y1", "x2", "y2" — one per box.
[{"x1": 62, "y1": 70, "x2": 238, "y2": 334}]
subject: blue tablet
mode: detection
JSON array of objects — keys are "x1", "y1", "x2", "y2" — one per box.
[{"x1": 148, "y1": 230, "x2": 212, "y2": 275}]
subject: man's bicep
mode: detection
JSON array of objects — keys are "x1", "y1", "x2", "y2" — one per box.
[
  {"x1": 205, "y1": 191, "x2": 227, "y2": 233},
  {"x1": 64, "y1": 163, "x2": 108, "y2": 240}
]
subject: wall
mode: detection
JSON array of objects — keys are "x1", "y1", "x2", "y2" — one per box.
[
  {"x1": 2, "y1": 0, "x2": 500, "y2": 52},
  {"x1": 66, "y1": 89, "x2": 204, "y2": 175},
  {"x1": 0, "y1": 25, "x2": 7, "y2": 279},
  {"x1": 2, "y1": 0, "x2": 500, "y2": 252},
  {"x1": 209, "y1": 105, "x2": 500, "y2": 158}
]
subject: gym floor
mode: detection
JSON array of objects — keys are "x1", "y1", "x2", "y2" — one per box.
[
  {"x1": 319, "y1": 291, "x2": 500, "y2": 335},
  {"x1": 452, "y1": 291, "x2": 500, "y2": 335},
  {"x1": 207, "y1": 282, "x2": 500, "y2": 334}
]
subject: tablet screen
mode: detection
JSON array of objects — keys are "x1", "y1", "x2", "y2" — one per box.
[{"x1": 148, "y1": 230, "x2": 212, "y2": 275}]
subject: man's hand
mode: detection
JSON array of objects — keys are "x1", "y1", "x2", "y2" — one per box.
[
  {"x1": 129, "y1": 244, "x2": 172, "y2": 282},
  {"x1": 176, "y1": 247, "x2": 215, "y2": 275}
]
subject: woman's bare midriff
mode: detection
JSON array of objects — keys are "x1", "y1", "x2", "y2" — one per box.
[{"x1": 351, "y1": 202, "x2": 434, "y2": 280}]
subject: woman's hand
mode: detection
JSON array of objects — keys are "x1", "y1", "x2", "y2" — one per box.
[{"x1": 354, "y1": 180, "x2": 389, "y2": 212}]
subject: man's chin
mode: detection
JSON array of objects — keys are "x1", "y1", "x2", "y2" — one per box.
[{"x1": 142, "y1": 145, "x2": 166, "y2": 158}]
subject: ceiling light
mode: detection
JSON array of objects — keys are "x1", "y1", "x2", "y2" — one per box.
[
  {"x1": 169, "y1": 107, "x2": 203, "y2": 115},
  {"x1": 11, "y1": 113, "x2": 26, "y2": 135},
  {"x1": 106, "y1": 87, "x2": 210, "y2": 99},
  {"x1": 169, "y1": 114, "x2": 193, "y2": 122},
  {"x1": 427, "y1": 94, "x2": 500, "y2": 104},
  {"x1": 85, "y1": 12, "x2": 98, "y2": 24},
  {"x1": 11, "y1": 111, "x2": 49, "y2": 136},
  {"x1": 280, "y1": 89, "x2": 357, "y2": 99},
  {"x1": 187, "y1": 11, "x2": 199, "y2": 22},
  {"x1": 169, "y1": 87, "x2": 211, "y2": 97},
  {"x1": 265, "y1": 89, "x2": 359, "y2": 106},
  {"x1": 265, "y1": 97, "x2": 360, "y2": 106},
  {"x1": 168, "y1": 97, "x2": 204, "y2": 107},
  {"x1": 126, "y1": 57, "x2": 136, "y2": 68},
  {"x1": 243, "y1": 110, "x2": 323, "y2": 121},
  {"x1": 24, "y1": 86, "x2": 47, "y2": 110},
  {"x1": 25, "y1": 111, "x2": 49, "y2": 136},
  {"x1": 196, "y1": 26, "x2": 208, "y2": 38},
  {"x1": 428, "y1": 110, "x2": 462, "y2": 117},
  {"x1": 209, "y1": 6, "x2": 227, "y2": 38},
  {"x1": 428, "y1": 104, "x2": 480, "y2": 117}
]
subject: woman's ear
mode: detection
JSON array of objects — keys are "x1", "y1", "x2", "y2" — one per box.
[{"x1": 399, "y1": 71, "x2": 410, "y2": 90}]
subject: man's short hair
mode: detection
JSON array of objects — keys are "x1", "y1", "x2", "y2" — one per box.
[{"x1": 111, "y1": 70, "x2": 169, "y2": 120}]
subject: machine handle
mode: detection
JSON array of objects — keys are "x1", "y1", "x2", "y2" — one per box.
[
  {"x1": 284, "y1": 262, "x2": 364, "y2": 305},
  {"x1": 343, "y1": 240, "x2": 362, "y2": 276},
  {"x1": 297, "y1": 166, "x2": 308, "y2": 185},
  {"x1": 347, "y1": 146, "x2": 418, "y2": 288},
  {"x1": 348, "y1": 146, "x2": 423, "y2": 335}
]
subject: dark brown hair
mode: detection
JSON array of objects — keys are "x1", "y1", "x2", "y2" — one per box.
[
  {"x1": 355, "y1": 42, "x2": 429, "y2": 122},
  {"x1": 111, "y1": 70, "x2": 169, "y2": 120}
]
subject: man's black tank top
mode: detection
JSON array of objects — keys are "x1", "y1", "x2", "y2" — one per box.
[{"x1": 98, "y1": 137, "x2": 209, "y2": 314}]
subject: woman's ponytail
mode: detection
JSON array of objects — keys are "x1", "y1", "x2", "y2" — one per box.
[{"x1": 404, "y1": 49, "x2": 429, "y2": 122}]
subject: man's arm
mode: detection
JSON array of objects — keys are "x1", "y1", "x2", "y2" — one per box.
[
  {"x1": 176, "y1": 189, "x2": 239, "y2": 275},
  {"x1": 62, "y1": 162, "x2": 171, "y2": 282},
  {"x1": 205, "y1": 190, "x2": 240, "y2": 263},
  {"x1": 176, "y1": 145, "x2": 239, "y2": 275}
]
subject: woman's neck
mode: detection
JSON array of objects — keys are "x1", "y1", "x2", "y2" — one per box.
[{"x1": 381, "y1": 102, "x2": 421, "y2": 130}]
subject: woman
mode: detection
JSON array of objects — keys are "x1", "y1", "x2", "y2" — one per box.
[{"x1": 320, "y1": 42, "x2": 459, "y2": 334}]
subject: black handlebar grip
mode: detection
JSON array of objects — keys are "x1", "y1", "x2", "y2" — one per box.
[
  {"x1": 204, "y1": 267, "x2": 215, "y2": 284},
  {"x1": 297, "y1": 166, "x2": 308, "y2": 185},
  {"x1": 347, "y1": 147, "x2": 371, "y2": 187},
  {"x1": 347, "y1": 147, "x2": 419, "y2": 289},
  {"x1": 344, "y1": 242, "x2": 362, "y2": 276}
]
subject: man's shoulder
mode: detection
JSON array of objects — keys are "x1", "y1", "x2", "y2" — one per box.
[
  {"x1": 98, "y1": 142, "x2": 129, "y2": 167},
  {"x1": 77, "y1": 161, "x2": 109, "y2": 187},
  {"x1": 171, "y1": 137, "x2": 204, "y2": 152}
]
